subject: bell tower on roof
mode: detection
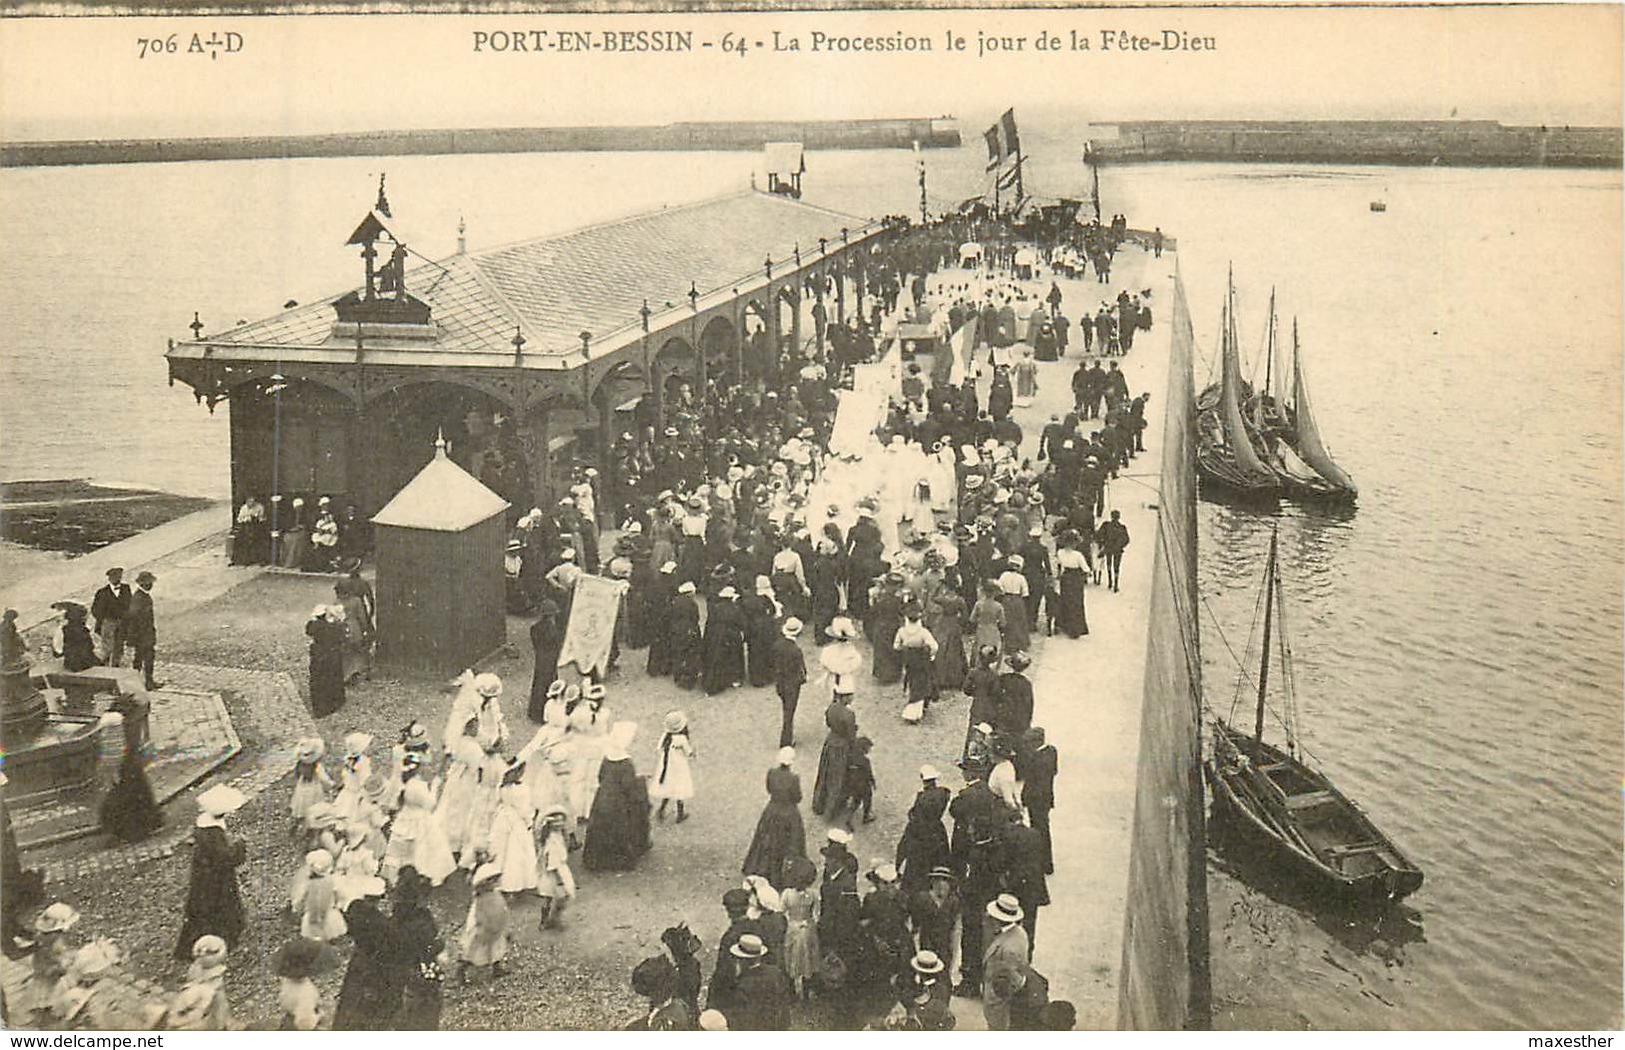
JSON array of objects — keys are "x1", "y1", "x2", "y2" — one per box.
[{"x1": 333, "y1": 174, "x2": 434, "y2": 330}]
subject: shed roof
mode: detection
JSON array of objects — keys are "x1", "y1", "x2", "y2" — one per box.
[
  {"x1": 371, "y1": 441, "x2": 510, "y2": 532},
  {"x1": 192, "y1": 190, "x2": 867, "y2": 362}
]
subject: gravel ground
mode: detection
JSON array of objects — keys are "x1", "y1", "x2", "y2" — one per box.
[{"x1": 29, "y1": 569, "x2": 1016, "y2": 1030}]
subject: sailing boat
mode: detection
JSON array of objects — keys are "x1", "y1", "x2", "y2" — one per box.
[
  {"x1": 1205, "y1": 529, "x2": 1423, "y2": 903},
  {"x1": 1282, "y1": 320, "x2": 1358, "y2": 498},
  {"x1": 1248, "y1": 296, "x2": 1351, "y2": 501},
  {"x1": 1195, "y1": 270, "x2": 1281, "y2": 499}
]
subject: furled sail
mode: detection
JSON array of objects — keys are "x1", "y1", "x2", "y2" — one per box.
[{"x1": 1291, "y1": 323, "x2": 1358, "y2": 494}]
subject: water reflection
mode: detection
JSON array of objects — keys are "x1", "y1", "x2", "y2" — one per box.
[{"x1": 1208, "y1": 816, "x2": 1427, "y2": 964}]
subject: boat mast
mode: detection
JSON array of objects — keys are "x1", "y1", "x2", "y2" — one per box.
[
  {"x1": 1264, "y1": 287, "x2": 1275, "y2": 402},
  {"x1": 1256, "y1": 287, "x2": 1276, "y2": 430},
  {"x1": 1274, "y1": 544, "x2": 1299, "y2": 757},
  {"x1": 1254, "y1": 528, "x2": 1278, "y2": 747}
]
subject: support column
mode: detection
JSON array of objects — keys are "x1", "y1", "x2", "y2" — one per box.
[
  {"x1": 790, "y1": 293, "x2": 802, "y2": 368},
  {"x1": 595, "y1": 385, "x2": 613, "y2": 529},
  {"x1": 835, "y1": 261, "x2": 846, "y2": 327},
  {"x1": 517, "y1": 401, "x2": 551, "y2": 512},
  {"x1": 767, "y1": 287, "x2": 783, "y2": 389}
]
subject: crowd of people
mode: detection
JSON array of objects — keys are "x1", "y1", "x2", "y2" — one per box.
[{"x1": 6, "y1": 208, "x2": 1157, "y2": 1032}]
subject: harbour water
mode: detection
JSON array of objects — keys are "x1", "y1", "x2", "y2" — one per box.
[{"x1": 1, "y1": 136, "x2": 1620, "y2": 1029}]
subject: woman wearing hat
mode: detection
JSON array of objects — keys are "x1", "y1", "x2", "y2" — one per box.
[
  {"x1": 810, "y1": 687, "x2": 858, "y2": 818},
  {"x1": 778, "y1": 855, "x2": 820, "y2": 1000},
  {"x1": 864, "y1": 575, "x2": 905, "y2": 685},
  {"x1": 996, "y1": 652, "x2": 1036, "y2": 739},
  {"x1": 806, "y1": 538, "x2": 843, "y2": 644},
  {"x1": 741, "y1": 576, "x2": 782, "y2": 688},
  {"x1": 650, "y1": 711, "x2": 696, "y2": 823},
  {"x1": 174, "y1": 785, "x2": 248, "y2": 958},
  {"x1": 816, "y1": 829, "x2": 862, "y2": 982},
  {"x1": 970, "y1": 581, "x2": 1007, "y2": 661},
  {"x1": 627, "y1": 955, "x2": 689, "y2": 1030},
  {"x1": 583, "y1": 722, "x2": 650, "y2": 872},
  {"x1": 670, "y1": 582, "x2": 704, "y2": 691},
  {"x1": 996, "y1": 559, "x2": 1032, "y2": 654},
  {"x1": 1052, "y1": 532, "x2": 1091, "y2": 638},
  {"x1": 643, "y1": 561, "x2": 682, "y2": 679},
  {"x1": 741, "y1": 747, "x2": 807, "y2": 890},
  {"x1": 99, "y1": 726, "x2": 164, "y2": 844},
  {"x1": 305, "y1": 605, "x2": 346, "y2": 718},
  {"x1": 701, "y1": 586, "x2": 747, "y2": 695}
]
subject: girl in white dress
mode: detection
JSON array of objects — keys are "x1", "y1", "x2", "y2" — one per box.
[
  {"x1": 434, "y1": 719, "x2": 483, "y2": 858},
  {"x1": 331, "y1": 732, "x2": 373, "y2": 824},
  {"x1": 288, "y1": 738, "x2": 333, "y2": 845},
  {"x1": 290, "y1": 849, "x2": 347, "y2": 942},
  {"x1": 650, "y1": 710, "x2": 695, "y2": 823},
  {"x1": 385, "y1": 779, "x2": 456, "y2": 887},
  {"x1": 534, "y1": 806, "x2": 576, "y2": 930},
  {"x1": 487, "y1": 771, "x2": 539, "y2": 895}
]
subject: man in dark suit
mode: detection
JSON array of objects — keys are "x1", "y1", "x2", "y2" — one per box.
[
  {"x1": 770, "y1": 617, "x2": 808, "y2": 749},
  {"x1": 1096, "y1": 510, "x2": 1131, "y2": 593},
  {"x1": 126, "y1": 571, "x2": 158, "y2": 690},
  {"x1": 90, "y1": 567, "x2": 131, "y2": 667}
]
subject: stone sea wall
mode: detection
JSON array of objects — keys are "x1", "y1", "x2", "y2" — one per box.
[
  {"x1": 1, "y1": 117, "x2": 961, "y2": 168},
  {"x1": 1116, "y1": 266, "x2": 1211, "y2": 1029},
  {"x1": 1088, "y1": 119, "x2": 1622, "y2": 168}
]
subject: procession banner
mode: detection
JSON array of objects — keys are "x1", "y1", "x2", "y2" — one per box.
[{"x1": 555, "y1": 574, "x2": 627, "y2": 679}]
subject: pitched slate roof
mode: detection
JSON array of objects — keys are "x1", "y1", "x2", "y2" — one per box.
[
  {"x1": 371, "y1": 443, "x2": 510, "y2": 531},
  {"x1": 198, "y1": 191, "x2": 871, "y2": 361}
]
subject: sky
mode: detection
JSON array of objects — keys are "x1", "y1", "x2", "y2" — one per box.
[{"x1": 0, "y1": 4, "x2": 1620, "y2": 141}]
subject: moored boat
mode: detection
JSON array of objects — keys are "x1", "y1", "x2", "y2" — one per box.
[
  {"x1": 1248, "y1": 296, "x2": 1357, "y2": 502},
  {"x1": 1204, "y1": 529, "x2": 1423, "y2": 903},
  {"x1": 1196, "y1": 270, "x2": 1281, "y2": 500}
]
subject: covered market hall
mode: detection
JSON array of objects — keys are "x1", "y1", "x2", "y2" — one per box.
[{"x1": 165, "y1": 188, "x2": 894, "y2": 527}]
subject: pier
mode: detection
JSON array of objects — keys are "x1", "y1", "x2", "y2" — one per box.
[{"x1": 7, "y1": 204, "x2": 1206, "y2": 1031}]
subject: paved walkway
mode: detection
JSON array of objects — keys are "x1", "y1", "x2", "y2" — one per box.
[
  {"x1": 934, "y1": 242, "x2": 1176, "y2": 1028},
  {"x1": 0, "y1": 504, "x2": 238, "y2": 637}
]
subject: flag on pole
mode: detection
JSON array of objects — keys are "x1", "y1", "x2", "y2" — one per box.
[
  {"x1": 1000, "y1": 109, "x2": 1021, "y2": 159},
  {"x1": 984, "y1": 125, "x2": 1002, "y2": 170}
]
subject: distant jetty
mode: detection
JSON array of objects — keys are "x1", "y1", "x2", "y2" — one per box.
[
  {"x1": 1, "y1": 117, "x2": 961, "y2": 169},
  {"x1": 1085, "y1": 120, "x2": 1622, "y2": 168}
]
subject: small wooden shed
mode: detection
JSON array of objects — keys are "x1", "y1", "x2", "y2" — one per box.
[{"x1": 371, "y1": 436, "x2": 510, "y2": 674}]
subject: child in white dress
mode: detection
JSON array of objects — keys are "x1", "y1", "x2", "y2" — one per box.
[
  {"x1": 290, "y1": 849, "x2": 346, "y2": 942},
  {"x1": 288, "y1": 738, "x2": 333, "y2": 845},
  {"x1": 650, "y1": 710, "x2": 695, "y2": 823},
  {"x1": 487, "y1": 770, "x2": 539, "y2": 895}
]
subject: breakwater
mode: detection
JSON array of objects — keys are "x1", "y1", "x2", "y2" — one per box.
[
  {"x1": 1, "y1": 117, "x2": 960, "y2": 169},
  {"x1": 1117, "y1": 267, "x2": 1210, "y2": 1029},
  {"x1": 1086, "y1": 119, "x2": 1621, "y2": 168}
]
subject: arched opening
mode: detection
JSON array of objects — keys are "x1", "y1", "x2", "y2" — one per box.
[
  {"x1": 653, "y1": 336, "x2": 699, "y2": 424},
  {"x1": 743, "y1": 300, "x2": 773, "y2": 383},
  {"x1": 366, "y1": 381, "x2": 530, "y2": 520},
  {"x1": 228, "y1": 375, "x2": 354, "y2": 517},
  {"x1": 699, "y1": 315, "x2": 740, "y2": 390}
]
